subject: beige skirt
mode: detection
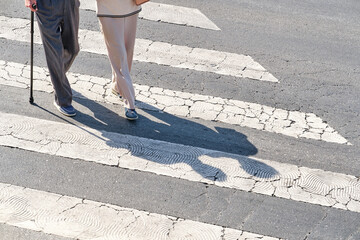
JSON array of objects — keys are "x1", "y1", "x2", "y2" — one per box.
[{"x1": 96, "y1": 0, "x2": 141, "y2": 17}]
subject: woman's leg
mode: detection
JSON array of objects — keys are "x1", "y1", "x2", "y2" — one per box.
[
  {"x1": 113, "y1": 14, "x2": 138, "y2": 96},
  {"x1": 99, "y1": 17, "x2": 136, "y2": 110},
  {"x1": 124, "y1": 14, "x2": 138, "y2": 72}
]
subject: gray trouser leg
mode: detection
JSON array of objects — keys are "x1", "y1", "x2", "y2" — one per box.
[{"x1": 36, "y1": 0, "x2": 80, "y2": 107}]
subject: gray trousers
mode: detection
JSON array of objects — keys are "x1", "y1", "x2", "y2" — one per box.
[{"x1": 36, "y1": 0, "x2": 80, "y2": 107}]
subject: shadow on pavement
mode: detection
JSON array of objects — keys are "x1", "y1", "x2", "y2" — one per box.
[{"x1": 33, "y1": 91, "x2": 279, "y2": 182}]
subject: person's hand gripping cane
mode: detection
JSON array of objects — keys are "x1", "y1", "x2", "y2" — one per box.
[{"x1": 25, "y1": 0, "x2": 37, "y2": 12}]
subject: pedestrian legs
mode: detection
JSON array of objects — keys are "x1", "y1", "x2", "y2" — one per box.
[
  {"x1": 99, "y1": 14, "x2": 138, "y2": 110},
  {"x1": 36, "y1": 0, "x2": 80, "y2": 107}
]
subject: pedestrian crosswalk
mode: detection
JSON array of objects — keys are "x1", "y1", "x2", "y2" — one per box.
[
  {"x1": 0, "y1": 1, "x2": 358, "y2": 239},
  {"x1": 0, "y1": 60, "x2": 350, "y2": 145},
  {"x1": 0, "y1": 112, "x2": 359, "y2": 212},
  {"x1": 0, "y1": 15, "x2": 278, "y2": 82},
  {"x1": 79, "y1": 0, "x2": 222, "y2": 31},
  {"x1": 0, "y1": 183, "x2": 278, "y2": 240}
]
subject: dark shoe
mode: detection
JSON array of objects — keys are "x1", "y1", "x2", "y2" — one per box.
[
  {"x1": 125, "y1": 108, "x2": 138, "y2": 120},
  {"x1": 53, "y1": 101, "x2": 76, "y2": 117},
  {"x1": 111, "y1": 88, "x2": 123, "y2": 100}
]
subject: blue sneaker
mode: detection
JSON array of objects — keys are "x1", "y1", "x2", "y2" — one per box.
[
  {"x1": 53, "y1": 101, "x2": 76, "y2": 117},
  {"x1": 125, "y1": 108, "x2": 138, "y2": 120}
]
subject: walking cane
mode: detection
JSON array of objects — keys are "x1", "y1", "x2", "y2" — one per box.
[{"x1": 29, "y1": 3, "x2": 36, "y2": 104}]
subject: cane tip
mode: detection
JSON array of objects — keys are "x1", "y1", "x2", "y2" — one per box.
[{"x1": 29, "y1": 97, "x2": 34, "y2": 104}]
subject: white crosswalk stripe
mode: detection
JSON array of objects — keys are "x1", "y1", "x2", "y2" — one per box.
[
  {"x1": 0, "y1": 15, "x2": 278, "y2": 82},
  {"x1": 0, "y1": 60, "x2": 349, "y2": 145},
  {"x1": 79, "y1": 0, "x2": 221, "y2": 31},
  {"x1": 0, "y1": 112, "x2": 359, "y2": 213},
  {"x1": 0, "y1": 183, "x2": 279, "y2": 240}
]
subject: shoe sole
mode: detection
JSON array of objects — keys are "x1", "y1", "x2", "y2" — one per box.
[
  {"x1": 126, "y1": 116, "x2": 138, "y2": 121},
  {"x1": 53, "y1": 102, "x2": 76, "y2": 117}
]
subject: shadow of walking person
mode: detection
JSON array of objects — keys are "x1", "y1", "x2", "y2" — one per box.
[{"x1": 69, "y1": 92, "x2": 279, "y2": 185}]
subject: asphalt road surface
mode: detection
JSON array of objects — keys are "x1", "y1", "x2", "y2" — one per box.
[{"x1": 0, "y1": 0, "x2": 359, "y2": 239}]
